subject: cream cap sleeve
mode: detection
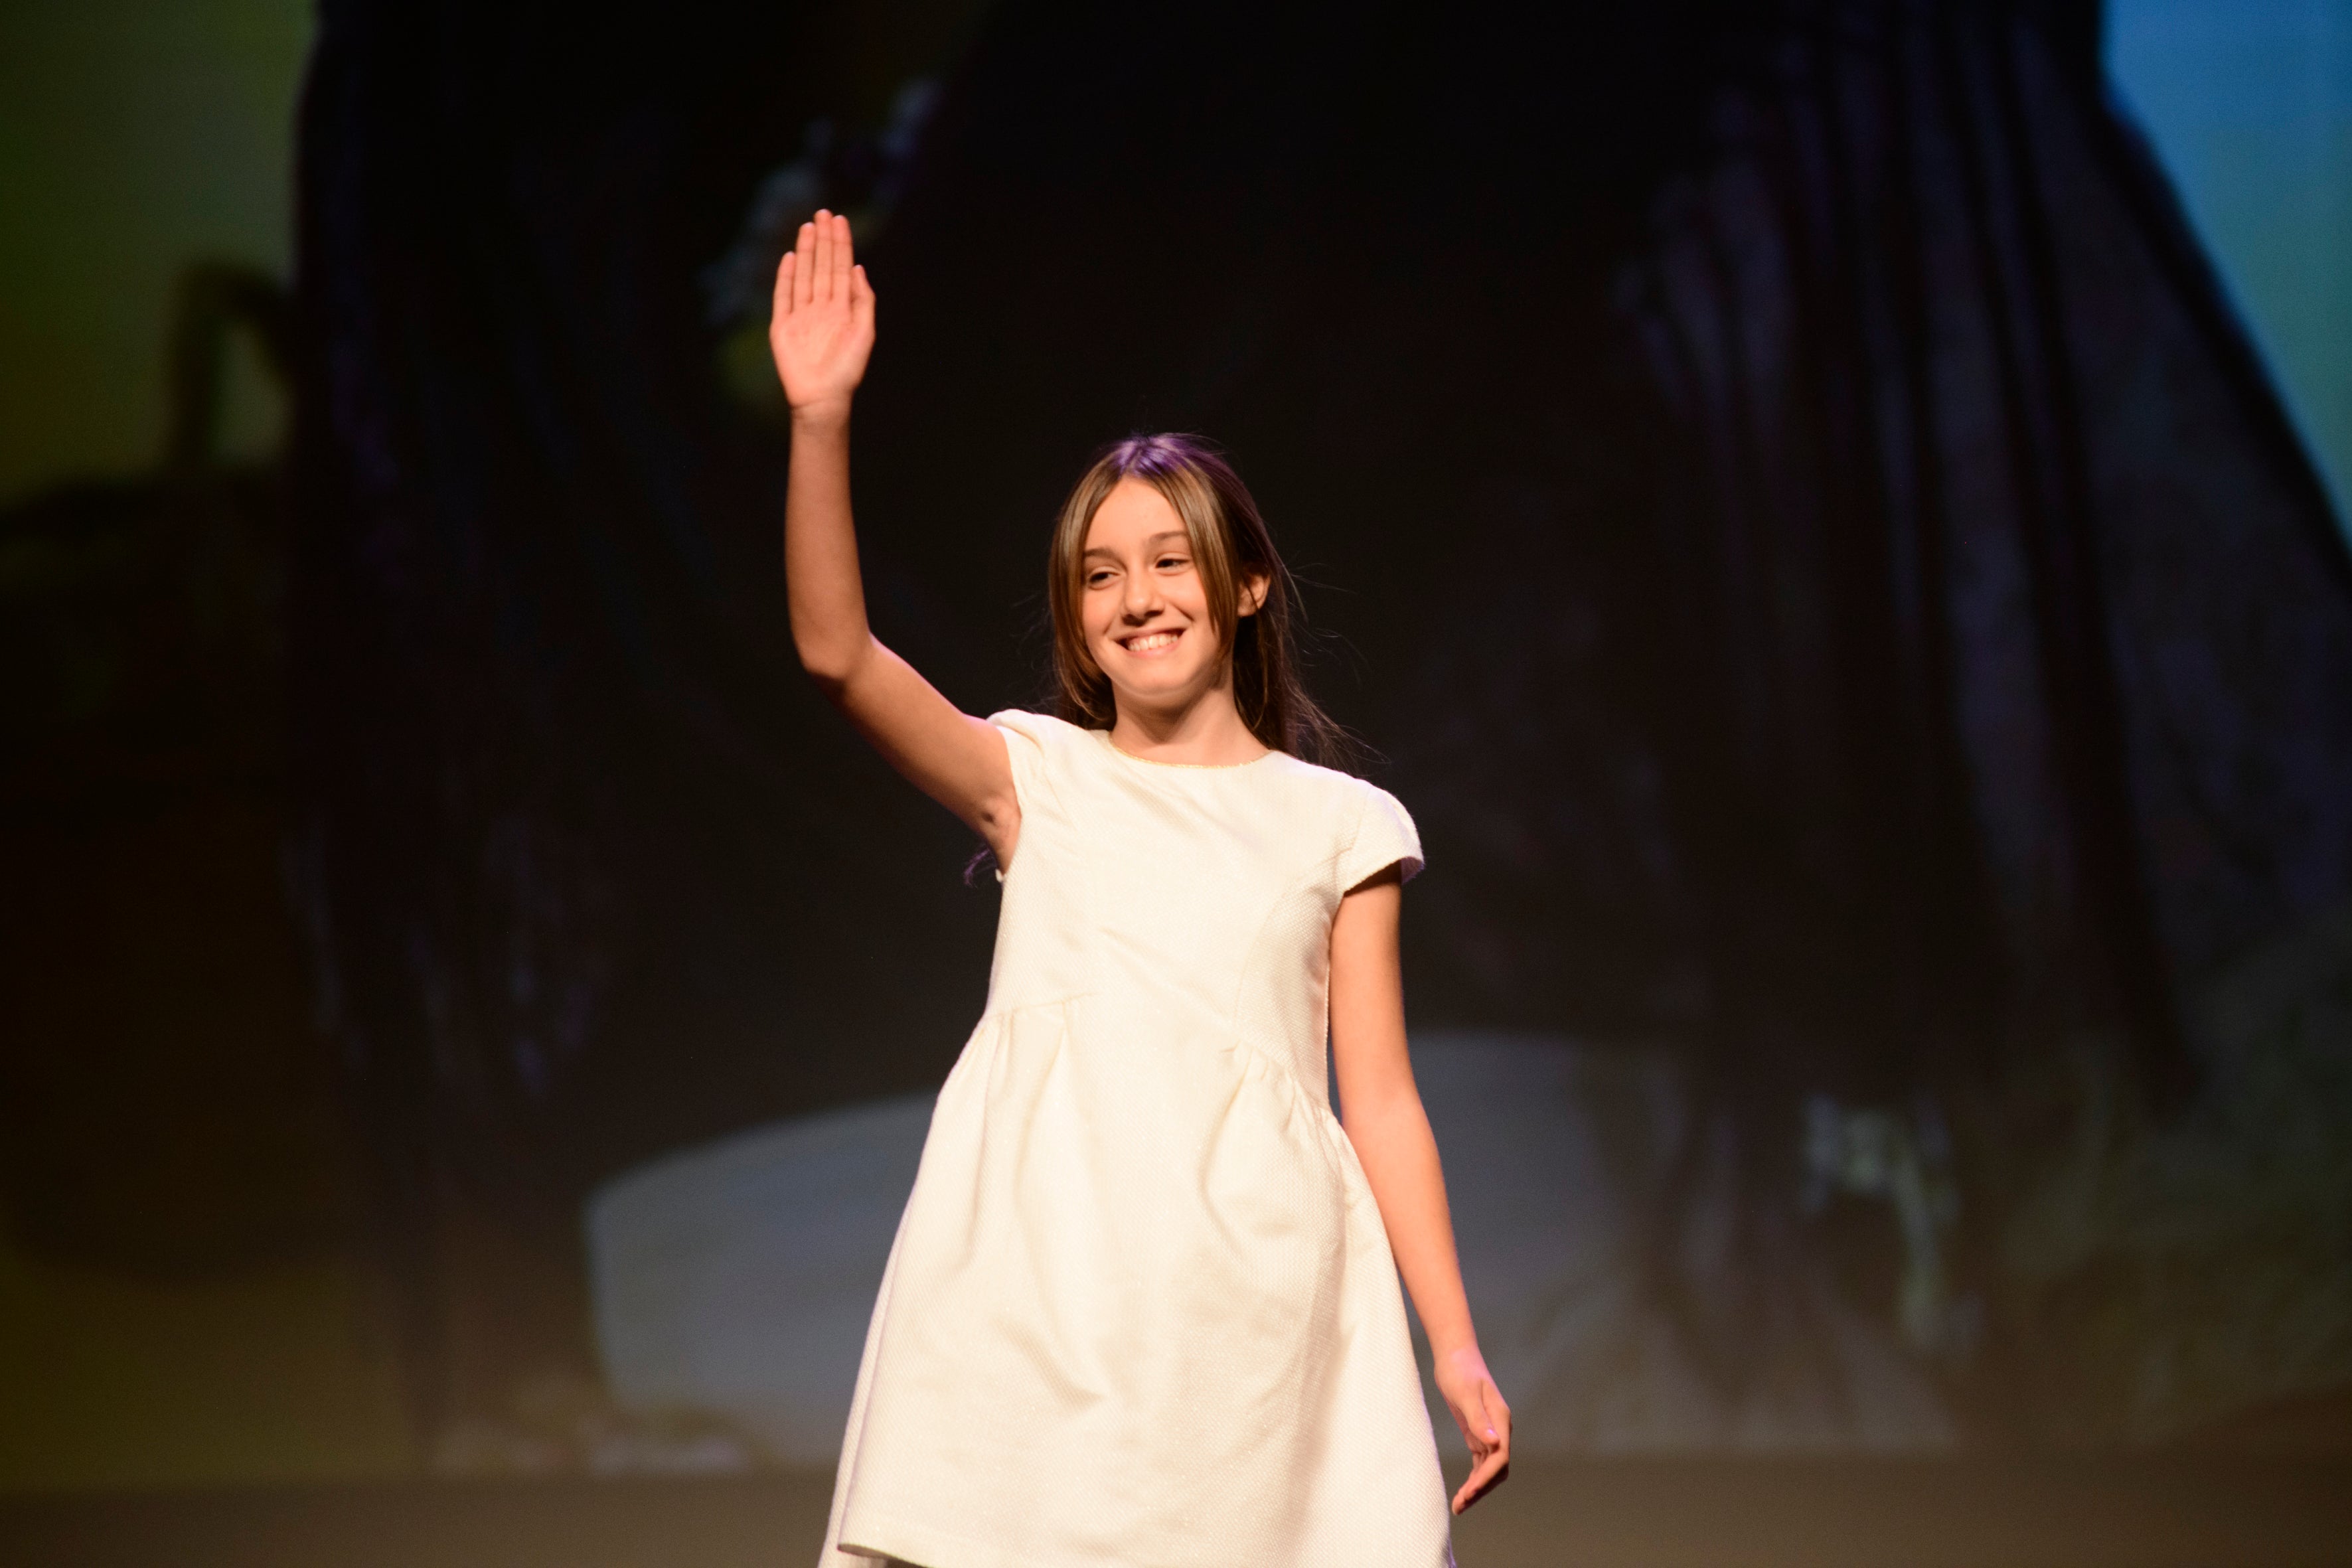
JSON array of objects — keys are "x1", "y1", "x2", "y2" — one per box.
[
  {"x1": 1338, "y1": 780, "x2": 1424, "y2": 890},
  {"x1": 986, "y1": 709, "x2": 1080, "y2": 818}
]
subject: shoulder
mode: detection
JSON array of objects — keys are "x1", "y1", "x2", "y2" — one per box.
[
  {"x1": 985, "y1": 709, "x2": 1101, "y2": 809},
  {"x1": 1268, "y1": 753, "x2": 1410, "y2": 815},
  {"x1": 986, "y1": 709, "x2": 1109, "y2": 771},
  {"x1": 986, "y1": 708, "x2": 1096, "y2": 748},
  {"x1": 1268, "y1": 757, "x2": 1424, "y2": 888}
]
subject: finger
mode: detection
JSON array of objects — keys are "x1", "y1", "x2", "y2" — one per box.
[
  {"x1": 831, "y1": 212, "x2": 854, "y2": 299},
  {"x1": 851, "y1": 262, "x2": 876, "y2": 324},
  {"x1": 794, "y1": 220, "x2": 817, "y2": 307},
  {"x1": 772, "y1": 251, "x2": 796, "y2": 317},
  {"x1": 822, "y1": 209, "x2": 844, "y2": 303},
  {"x1": 1452, "y1": 1383, "x2": 1510, "y2": 1514},
  {"x1": 1451, "y1": 1448, "x2": 1509, "y2": 1514},
  {"x1": 1447, "y1": 1408, "x2": 1482, "y2": 1467},
  {"x1": 1478, "y1": 1383, "x2": 1510, "y2": 1449}
]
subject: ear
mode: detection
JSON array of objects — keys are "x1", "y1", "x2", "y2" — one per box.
[{"x1": 1237, "y1": 572, "x2": 1271, "y2": 617}]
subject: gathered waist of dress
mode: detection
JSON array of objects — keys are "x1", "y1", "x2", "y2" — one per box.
[{"x1": 971, "y1": 992, "x2": 1330, "y2": 1111}]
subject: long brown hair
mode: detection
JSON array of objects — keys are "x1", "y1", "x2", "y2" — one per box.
[{"x1": 1045, "y1": 435, "x2": 1348, "y2": 767}]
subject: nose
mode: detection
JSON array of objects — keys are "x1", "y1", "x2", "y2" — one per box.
[{"x1": 1121, "y1": 563, "x2": 1164, "y2": 620}]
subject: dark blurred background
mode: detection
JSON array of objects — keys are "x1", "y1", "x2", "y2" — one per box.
[{"x1": 2, "y1": 0, "x2": 2349, "y2": 1561}]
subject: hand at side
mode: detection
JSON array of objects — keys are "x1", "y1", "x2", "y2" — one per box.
[
  {"x1": 1329, "y1": 870, "x2": 1513, "y2": 1516},
  {"x1": 1435, "y1": 1342, "x2": 1512, "y2": 1514}
]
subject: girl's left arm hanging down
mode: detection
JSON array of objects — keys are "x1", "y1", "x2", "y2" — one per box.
[{"x1": 1329, "y1": 867, "x2": 1511, "y2": 1515}]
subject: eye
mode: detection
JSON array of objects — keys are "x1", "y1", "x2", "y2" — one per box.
[
  {"x1": 1156, "y1": 554, "x2": 1190, "y2": 571},
  {"x1": 1085, "y1": 568, "x2": 1117, "y2": 588}
]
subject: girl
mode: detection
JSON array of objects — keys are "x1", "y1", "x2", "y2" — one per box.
[{"x1": 774, "y1": 212, "x2": 1508, "y2": 1568}]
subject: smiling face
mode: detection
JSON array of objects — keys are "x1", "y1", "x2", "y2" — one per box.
[{"x1": 1078, "y1": 478, "x2": 1264, "y2": 717}]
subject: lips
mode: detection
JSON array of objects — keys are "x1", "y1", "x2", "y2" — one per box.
[{"x1": 1117, "y1": 629, "x2": 1184, "y2": 656}]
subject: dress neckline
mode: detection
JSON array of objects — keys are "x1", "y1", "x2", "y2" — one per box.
[{"x1": 1094, "y1": 728, "x2": 1281, "y2": 771}]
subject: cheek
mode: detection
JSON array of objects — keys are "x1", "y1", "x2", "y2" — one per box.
[
  {"x1": 1079, "y1": 592, "x2": 1113, "y2": 640},
  {"x1": 1174, "y1": 589, "x2": 1224, "y2": 652},
  {"x1": 1164, "y1": 576, "x2": 1215, "y2": 623},
  {"x1": 1078, "y1": 591, "x2": 1123, "y2": 657}
]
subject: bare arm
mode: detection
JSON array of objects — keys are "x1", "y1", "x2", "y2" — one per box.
[
  {"x1": 1330, "y1": 868, "x2": 1511, "y2": 1514},
  {"x1": 772, "y1": 212, "x2": 1018, "y2": 861}
]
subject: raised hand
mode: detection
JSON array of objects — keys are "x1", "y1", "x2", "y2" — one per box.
[
  {"x1": 769, "y1": 209, "x2": 876, "y2": 419},
  {"x1": 775, "y1": 205, "x2": 1016, "y2": 862}
]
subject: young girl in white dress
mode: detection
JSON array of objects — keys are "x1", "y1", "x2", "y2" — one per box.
[{"x1": 772, "y1": 212, "x2": 1510, "y2": 1568}]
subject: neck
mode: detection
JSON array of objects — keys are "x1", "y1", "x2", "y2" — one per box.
[{"x1": 1108, "y1": 683, "x2": 1271, "y2": 766}]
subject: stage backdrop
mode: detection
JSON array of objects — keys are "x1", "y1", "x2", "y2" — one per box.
[{"x1": 3, "y1": 0, "x2": 2349, "y2": 1488}]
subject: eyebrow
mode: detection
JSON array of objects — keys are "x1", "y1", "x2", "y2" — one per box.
[{"x1": 1081, "y1": 531, "x2": 1190, "y2": 560}]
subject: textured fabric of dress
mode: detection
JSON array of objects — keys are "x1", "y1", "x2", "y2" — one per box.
[{"x1": 817, "y1": 710, "x2": 1453, "y2": 1568}]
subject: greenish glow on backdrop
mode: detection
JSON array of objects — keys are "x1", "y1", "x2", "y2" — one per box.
[{"x1": 0, "y1": 0, "x2": 311, "y2": 505}]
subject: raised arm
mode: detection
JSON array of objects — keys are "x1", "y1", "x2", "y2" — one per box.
[
  {"x1": 1329, "y1": 868, "x2": 1512, "y2": 1514},
  {"x1": 771, "y1": 212, "x2": 1019, "y2": 862}
]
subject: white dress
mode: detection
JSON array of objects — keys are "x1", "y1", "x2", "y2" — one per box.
[{"x1": 819, "y1": 710, "x2": 1453, "y2": 1568}]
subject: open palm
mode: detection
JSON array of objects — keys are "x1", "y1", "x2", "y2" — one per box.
[{"x1": 769, "y1": 209, "x2": 875, "y2": 416}]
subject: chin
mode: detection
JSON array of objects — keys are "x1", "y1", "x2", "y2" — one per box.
[
  {"x1": 1102, "y1": 664, "x2": 1212, "y2": 709},
  {"x1": 1109, "y1": 676, "x2": 1198, "y2": 708}
]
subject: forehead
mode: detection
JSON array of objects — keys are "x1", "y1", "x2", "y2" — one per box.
[{"x1": 1083, "y1": 477, "x2": 1187, "y2": 553}]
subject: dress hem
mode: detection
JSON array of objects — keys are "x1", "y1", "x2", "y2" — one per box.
[{"x1": 838, "y1": 1512, "x2": 1087, "y2": 1568}]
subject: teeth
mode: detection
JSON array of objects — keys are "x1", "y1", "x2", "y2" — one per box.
[{"x1": 1126, "y1": 631, "x2": 1179, "y2": 652}]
